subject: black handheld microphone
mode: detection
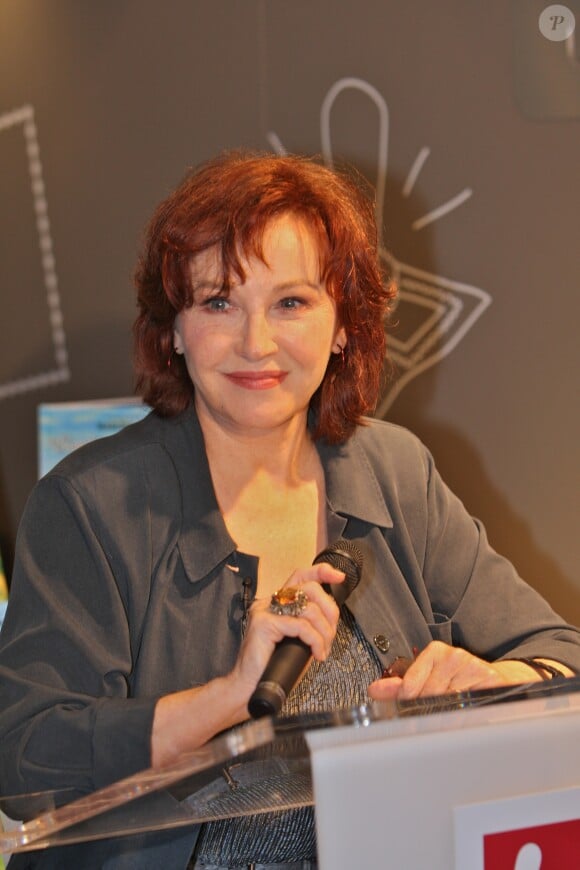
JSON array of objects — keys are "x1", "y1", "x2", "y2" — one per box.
[{"x1": 248, "y1": 539, "x2": 364, "y2": 719}]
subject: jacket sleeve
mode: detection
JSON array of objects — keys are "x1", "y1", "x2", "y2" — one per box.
[
  {"x1": 420, "y1": 448, "x2": 580, "y2": 669},
  {"x1": 0, "y1": 474, "x2": 156, "y2": 800}
]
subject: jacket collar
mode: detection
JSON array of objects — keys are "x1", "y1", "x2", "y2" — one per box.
[
  {"x1": 162, "y1": 405, "x2": 236, "y2": 583},
  {"x1": 317, "y1": 428, "x2": 394, "y2": 531}
]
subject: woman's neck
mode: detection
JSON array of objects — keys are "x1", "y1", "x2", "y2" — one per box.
[
  {"x1": 195, "y1": 404, "x2": 327, "y2": 589},
  {"x1": 197, "y1": 404, "x2": 317, "y2": 488}
]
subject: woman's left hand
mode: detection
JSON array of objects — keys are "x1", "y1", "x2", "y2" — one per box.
[{"x1": 368, "y1": 640, "x2": 546, "y2": 700}]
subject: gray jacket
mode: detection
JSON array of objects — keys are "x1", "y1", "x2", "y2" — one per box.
[{"x1": 1, "y1": 406, "x2": 579, "y2": 867}]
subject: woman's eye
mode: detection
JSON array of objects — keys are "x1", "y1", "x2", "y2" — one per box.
[
  {"x1": 279, "y1": 297, "x2": 304, "y2": 310},
  {"x1": 203, "y1": 296, "x2": 230, "y2": 312}
]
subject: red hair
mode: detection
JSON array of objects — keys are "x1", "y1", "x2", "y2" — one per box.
[{"x1": 133, "y1": 151, "x2": 395, "y2": 443}]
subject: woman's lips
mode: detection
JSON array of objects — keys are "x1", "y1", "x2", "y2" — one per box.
[{"x1": 224, "y1": 371, "x2": 288, "y2": 390}]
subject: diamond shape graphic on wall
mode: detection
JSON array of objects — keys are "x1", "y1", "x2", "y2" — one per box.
[{"x1": 378, "y1": 254, "x2": 491, "y2": 416}]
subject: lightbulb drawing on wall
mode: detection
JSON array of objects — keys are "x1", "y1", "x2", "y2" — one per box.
[{"x1": 267, "y1": 77, "x2": 492, "y2": 417}]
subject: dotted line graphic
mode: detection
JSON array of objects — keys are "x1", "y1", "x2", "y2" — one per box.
[{"x1": 0, "y1": 104, "x2": 69, "y2": 400}]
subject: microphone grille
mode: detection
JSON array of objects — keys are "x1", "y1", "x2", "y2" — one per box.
[{"x1": 313, "y1": 538, "x2": 363, "y2": 597}]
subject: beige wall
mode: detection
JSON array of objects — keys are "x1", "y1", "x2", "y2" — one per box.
[{"x1": 0, "y1": 0, "x2": 579, "y2": 622}]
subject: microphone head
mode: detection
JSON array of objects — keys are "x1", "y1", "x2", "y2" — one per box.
[{"x1": 313, "y1": 538, "x2": 363, "y2": 603}]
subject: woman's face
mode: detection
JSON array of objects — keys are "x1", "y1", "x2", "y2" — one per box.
[{"x1": 173, "y1": 213, "x2": 346, "y2": 438}]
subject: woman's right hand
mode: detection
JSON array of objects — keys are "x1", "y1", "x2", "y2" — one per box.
[
  {"x1": 151, "y1": 561, "x2": 344, "y2": 767},
  {"x1": 229, "y1": 561, "x2": 345, "y2": 703}
]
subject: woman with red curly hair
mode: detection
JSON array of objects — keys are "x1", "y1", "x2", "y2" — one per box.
[
  {"x1": 1, "y1": 152, "x2": 579, "y2": 869},
  {"x1": 133, "y1": 150, "x2": 389, "y2": 442}
]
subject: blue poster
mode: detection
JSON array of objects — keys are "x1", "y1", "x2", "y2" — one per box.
[{"x1": 38, "y1": 398, "x2": 149, "y2": 478}]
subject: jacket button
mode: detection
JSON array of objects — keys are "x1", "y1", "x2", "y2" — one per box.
[{"x1": 373, "y1": 634, "x2": 390, "y2": 653}]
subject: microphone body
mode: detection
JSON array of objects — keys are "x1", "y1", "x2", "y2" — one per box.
[{"x1": 248, "y1": 539, "x2": 363, "y2": 719}]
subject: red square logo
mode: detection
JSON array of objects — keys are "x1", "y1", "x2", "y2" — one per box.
[{"x1": 484, "y1": 818, "x2": 580, "y2": 869}]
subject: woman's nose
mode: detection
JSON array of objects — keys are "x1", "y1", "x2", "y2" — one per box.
[{"x1": 239, "y1": 313, "x2": 278, "y2": 359}]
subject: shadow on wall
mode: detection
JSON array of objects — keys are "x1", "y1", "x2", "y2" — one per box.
[
  {"x1": 367, "y1": 164, "x2": 580, "y2": 627},
  {"x1": 402, "y1": 403, "x2": 580, "y2": 628}
]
